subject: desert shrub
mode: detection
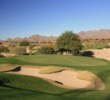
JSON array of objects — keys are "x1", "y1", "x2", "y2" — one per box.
[
  {"x1": 96, "y1": 43, "x2": 106, "y2": 49},
  {"x1": 37, "y1": 46, "x2": 54, "y2": 54},
  {"x1": 29, "y1": 45, "x2": 38, "y2": 50},
  {"x1": 14, "y1": 47, "x2": 26, "y2": 55},
  {"x1": 9, "y1": 47, "x2": 15, "y2": 54},
  {"x1": 8, "y1": 43, "x2": 18, "y2": 47},
  {"x1": 0, "y1": 45, "x2": 9, "y2": 53},
  {"x1": 83, "y1": 42, "x2": 109, "y2": 50},
  {"x1": 105, "y1": 45, "x2": 110, "y2": 48},
  {"x1": 19, "y1": 40, "x2": 30, "y2": 46}
]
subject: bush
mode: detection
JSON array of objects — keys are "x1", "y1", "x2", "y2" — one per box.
[
  {"x1": 105, "y1": 45, "x2": 110, "y2": 48},
  {"x1": 29, "y1": 45, "x2": 38, "y2": 50},
  {"x1": 19, "y1": 40, "x2": 30, "y2": 46},
  {"x1": 0, "y1": 46, "x2": 9, "y2": 53},
  {"x1": 83, "y1": 43, "x2": 109, "y2": 50},
  {"x1": 14, "y1": 47, "x2": 26, "y2": 55},
  {"x1": 37, "y1": 46, "x2": 54, "y2": 54},
  {"x1": 56, "y1": 31, "x2": 83, "y2": 55},
  {"x1": 96, "y1": 43, "x2": 106, "y2": 49}
]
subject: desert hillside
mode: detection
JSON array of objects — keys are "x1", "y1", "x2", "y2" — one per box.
[
  {"x1": 78, "y1": 29, "x2": 110, "y2": 39},
  {"x1": 6, "y1": 34, "x2": 57, "y2": 42},
  {"x1": 3, "y1": 29, "x2": 110, "y2": 42}
]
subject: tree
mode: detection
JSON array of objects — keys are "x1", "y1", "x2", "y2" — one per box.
[
  {"x1": 56, "y1": 31, "x2": 83, "y2": 55},
  {"x1": 19, "y1": 40, "x2": 30, "y2": 46}
]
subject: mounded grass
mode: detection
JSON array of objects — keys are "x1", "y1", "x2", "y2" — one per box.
[
  {"x1": 0, "y1": 72, "x2": 70, "y2": 100},
  {"x1": 77, "y1": 71, "x2": 106, "y2": 90},
  {"x1": 0, "y1": 72, "x2": 70, "y2": 94},
  {"x1": 39, "y1": 66, "x2": 69, "y2": 74},
  {"x1": 0, "y1": 54, "x2": 110, "y2": 100},
  {"x1": 0, "y1": 64, "x2": 18, "y2": 72}
]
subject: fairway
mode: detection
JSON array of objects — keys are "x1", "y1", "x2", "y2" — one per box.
[
  {"x1": 0, "y1": 55, "x2": 110, "y2": 100},
  {"x1": 14, "y1": 55, "x2": 107, "y2": 66}
]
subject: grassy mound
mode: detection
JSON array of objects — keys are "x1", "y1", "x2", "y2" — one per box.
[
  {"x1": 77, "y1": 71, "x2": 106, "y2": 90},
  {"x1": 39, "y1": 66, "x2": 69, "y2": 74},
  {"x1": 0, "y1": 72, "x2": 70, "y2": 94},
  {"x1": 0, "y1": 64, "x2": 18, "y2": 72}
]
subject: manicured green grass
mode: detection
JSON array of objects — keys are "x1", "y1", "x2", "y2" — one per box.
[
  {"x1": 14, "y1": 55, "x2": 107, "y2": 66},
  {"x1": 0, "y1": 55, "x2": 110, "y2": 100},
  {"x1": 0, "y1": 73, "x2": 69, "y2": 100}
]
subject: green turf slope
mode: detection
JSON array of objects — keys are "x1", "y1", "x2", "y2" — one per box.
[
  {"x1": 0, "y1": 72, "x2": 72, "y2": 100},
  {"x1": 14, "y1": 55, "x2": 107, "y2": 66},
  {"x1": 0, "y1": 55, "x2": 110, "y2": 100}
]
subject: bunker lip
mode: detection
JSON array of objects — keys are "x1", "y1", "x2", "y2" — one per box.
[
  {"x1": 0, "y1": 64, "x2": 18, "y2": 72},
  {"x1": 7, "y1": 66, "x2": 105, "y2": 90}
]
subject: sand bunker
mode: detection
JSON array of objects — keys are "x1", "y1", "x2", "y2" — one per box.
[
  {"x1": 92, "y1": 48, "x2": 110, "y2": 60},
  {"x1": 82, "y1": 48, "x2": 110, "y2": 60},
  {"x1": 6, "y1": 66, "x2": 105, "y2": 90}
]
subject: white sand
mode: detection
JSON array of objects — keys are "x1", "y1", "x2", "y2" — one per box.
[{"x1": 8, "y1": 67, "x2": 94, "y2": 89}]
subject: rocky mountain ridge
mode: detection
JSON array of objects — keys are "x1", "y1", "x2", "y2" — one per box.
[
  {"x1": 78, "y1": 29, "x2": 110, "y2": 39},
  {"x1": 6, "y1": 34, "x2": 57, "y2": 42},
  {"x1": 4, "y1": 29, "x2": 110, "y2": 42}
]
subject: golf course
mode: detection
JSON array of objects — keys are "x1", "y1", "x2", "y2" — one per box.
[{"x1": 0, "y1": 55, "x2": 110, "y2": 100}]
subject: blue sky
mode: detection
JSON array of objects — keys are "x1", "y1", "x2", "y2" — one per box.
[{"x1": 0, "y1": 0, "x2": 110, "y2": 40}]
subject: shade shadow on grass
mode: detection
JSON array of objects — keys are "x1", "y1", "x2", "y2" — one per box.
[
  {"x1": 0, "y1": 83, "x2": 57, "y2": 95},
  {"x1": 0, "y1": 81, "x2": 73, "y2": 100}
]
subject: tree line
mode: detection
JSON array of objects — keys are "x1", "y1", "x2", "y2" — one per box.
[{"x1": 0, "y1": 31, "x2": 83, "y2": 56}]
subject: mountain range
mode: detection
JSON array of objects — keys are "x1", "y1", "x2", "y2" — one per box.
[
  {"x1": 5, "y1": 29, "x2": 110, "y2": 42},
  {"x1": 6, "y1": 34, "x2": 57, "y2": 42},
  {"x1": 78, "y1": 29, "x2": 110, "y2": 39}
]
